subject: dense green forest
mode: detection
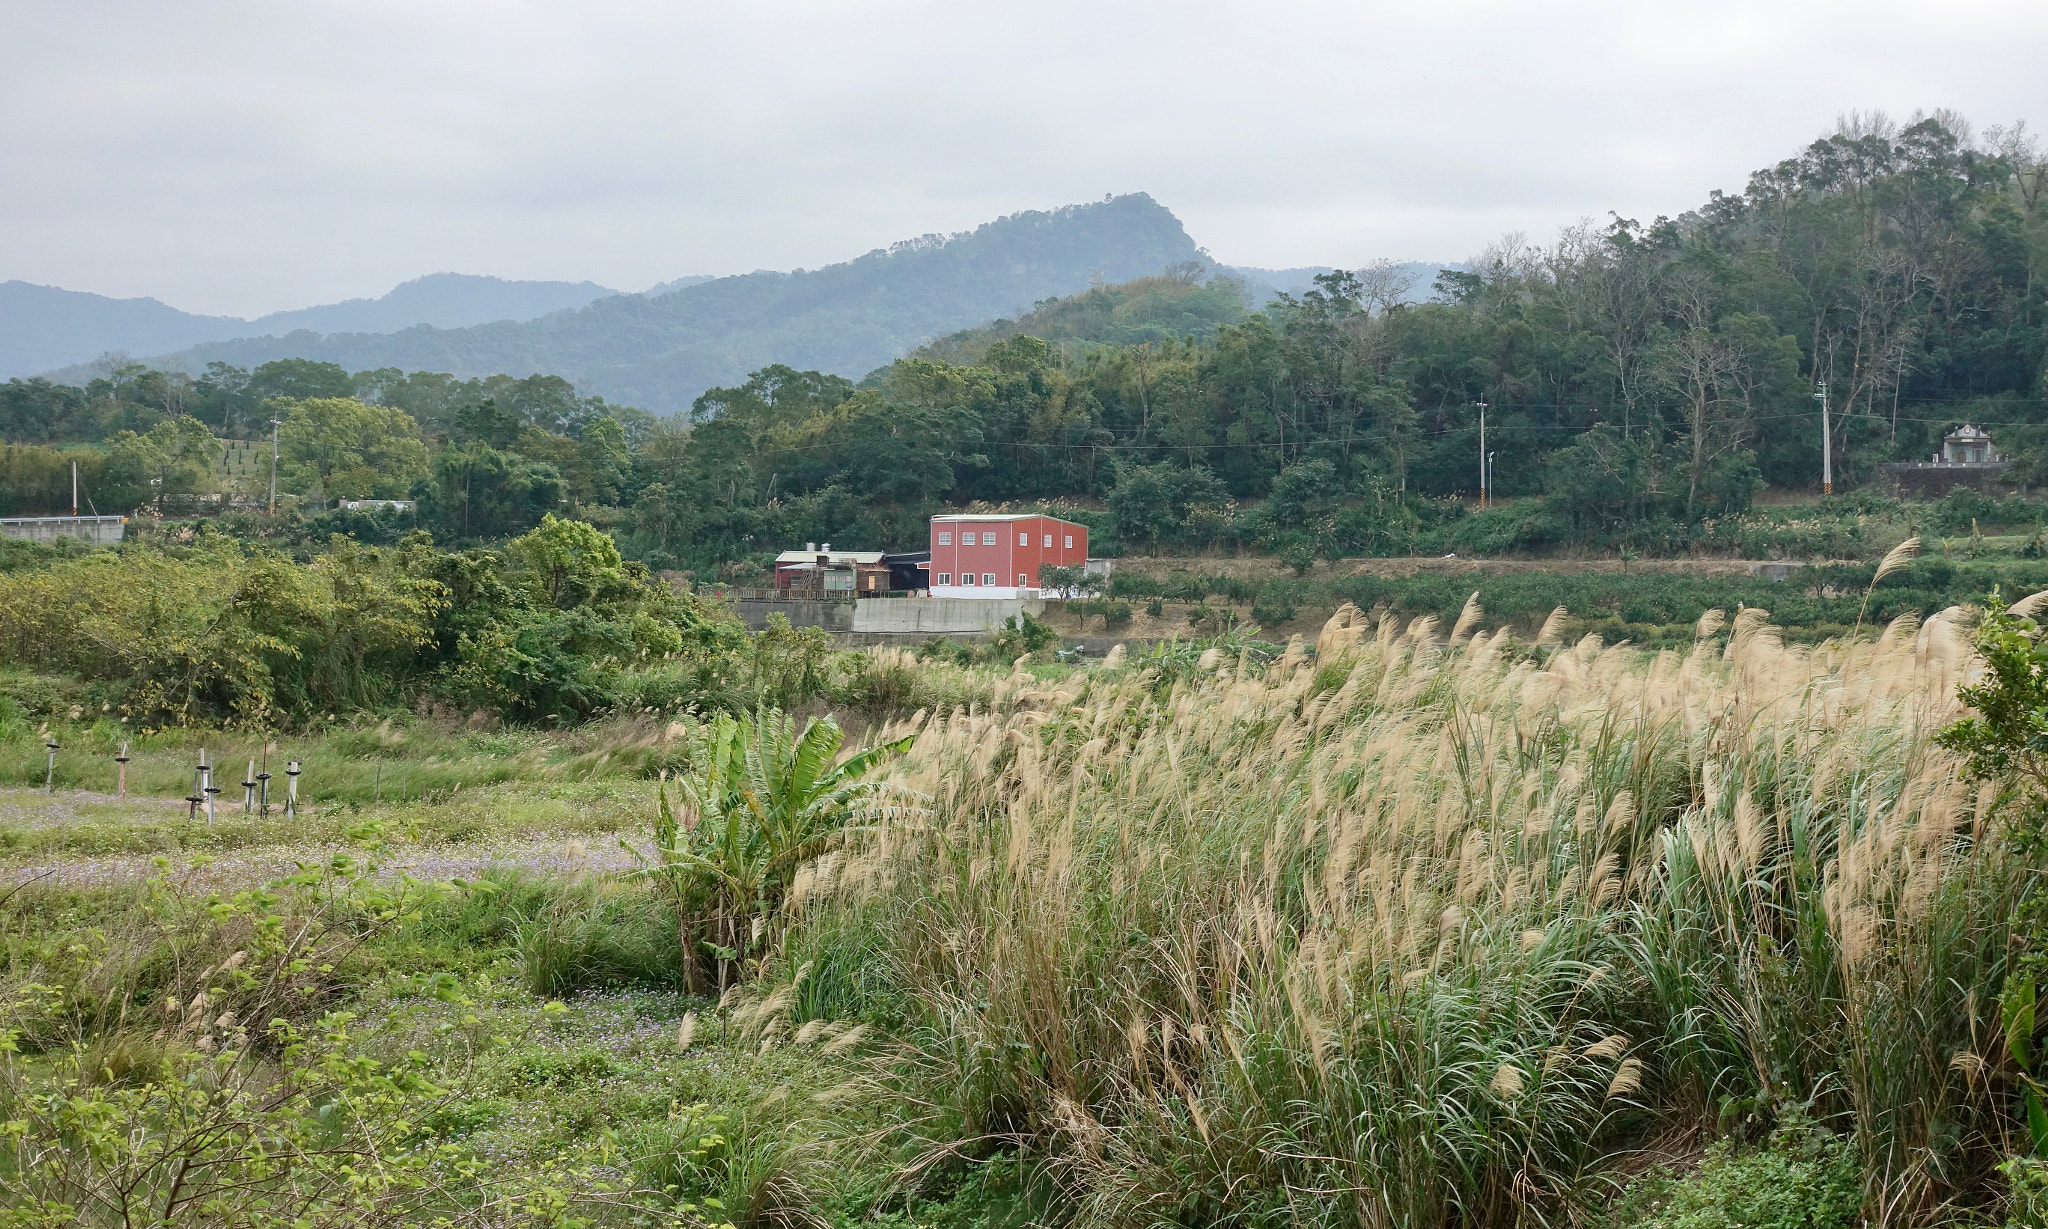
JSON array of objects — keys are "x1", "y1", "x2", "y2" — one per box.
[{"x1": 3, "y1": 113, "x2": 2045, "y2": 573}]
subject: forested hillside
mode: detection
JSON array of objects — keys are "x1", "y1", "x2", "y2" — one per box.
[
  {"x1": 113, "y1": 194, "x2": 1207, "y2": 413},
  {"x1": 904, "y1": 267, "x2": 1254, "y2": 366},
  {"x1": 625, "y1": 113, "x2": 2047, "y2": 565},
  {"x1": 3, "y1": 114, "x2": 2044, "y2": 577}
]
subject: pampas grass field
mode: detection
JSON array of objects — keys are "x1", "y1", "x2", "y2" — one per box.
[
  {"x1": 779, "y1": 603, "x2": 2024, "y2": 1227},
  {"x1": 0, "y1": 605, "x2": 2035, "y2": 1227}
]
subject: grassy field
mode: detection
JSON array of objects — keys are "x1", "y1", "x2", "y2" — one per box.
[
  {"x1": 0, "y1": 613, "x2": 2041, "y2": 1227},
  {"x1": 1053, "y1": 548, "x2": 2048, "y2": 649}
]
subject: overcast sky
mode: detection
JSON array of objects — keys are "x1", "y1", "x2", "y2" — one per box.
[{"x1": 4, "y1": 0, "x2": 2044, "y2": 318}]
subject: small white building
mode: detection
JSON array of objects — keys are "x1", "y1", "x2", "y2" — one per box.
[
  {"x1": 773, "y1": 545, "x2": 890, "y2": 593},
  {"x1": 1940, "y1": 424, "x2": 1999, "y2": 465}
]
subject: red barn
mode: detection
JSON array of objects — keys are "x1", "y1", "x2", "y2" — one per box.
[{"x1": 922, "y1": 513, "x2": 1088, "y2": 598}]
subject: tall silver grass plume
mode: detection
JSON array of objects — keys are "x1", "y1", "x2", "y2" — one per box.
[
  {"x1": 1853, "y1": 536, "x2": 1925, "y2": 636},
  {"x1": 1695, "y1": 608, "x2": 1725, "y2": 639},
  {"x1": 821, "y1": 1023, "x2": 869, "y2": 1055},
  {"x1": 1606, "y1": 1056, "x2": 1644, "y2": 1097},
  {"x1": 1871, "y1": 536, "x2": 1922, "y2": 585},
  {"x1": 676, "y1": 1011, "x2": 697, "y2": 1052},
  {"x1": 1450, "y1": 592, "x2": 1483, "y2": 643},
  {"x1": 1535, "y1": 606, "x2": 1569, "y2": 646},
  {"x1": 2008, "y1": 589, "x2": 2048, "y2": 619},
  {"x1": 1490, "y1": 1062, "x2": 1526, "y2": 1097}
]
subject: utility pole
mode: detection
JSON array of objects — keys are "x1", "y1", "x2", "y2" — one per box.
[
  {"x1": 1476, "y1": 400, "x2": 1489, "y2": 508},
  {"x1": 1815, "y1": 382, "x2": 1832, "y2": 496},
  {"x1": 70, "y1": 461, "x2": 78, "y2": 516},
  {"x1": 268, "y1": 417, "x2": 282, "y2": 515}
]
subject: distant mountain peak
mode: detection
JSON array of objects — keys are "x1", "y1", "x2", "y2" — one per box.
[
  {"x1": 246, "y1": 273, "x2": 620, "y2": 337},
  {"x1": 86, "y1": 193, "x2": 1208, "y2": 412}
]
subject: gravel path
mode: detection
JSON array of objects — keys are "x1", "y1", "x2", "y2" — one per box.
[
  {"x1": 0, "y1": 834, "x2": 641, "y2": 890},
  {"x1": 0, "y1": 788, "x2": 643, "y2": 889}
]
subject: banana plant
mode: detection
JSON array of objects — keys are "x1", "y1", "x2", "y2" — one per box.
[
  {"x1": 624, "y1": 703, "x2": 910, "y2": 994},
  {"x1": 2007, "y1": 980, "x2": 2048, "y2": 1158}
]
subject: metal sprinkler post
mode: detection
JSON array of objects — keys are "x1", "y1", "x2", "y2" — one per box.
[
  {"x1": 44, "y1": 736, "x2": 60, "y2": 794},
  {"x1": 115, "y1": 742, "x2": 130, "y2": 799},
  {"x1": 258, "y1": 742, "x2": 273, "y2": 818},
  {"x1": 199, "y1": 749, "x2": 219, "y2": 825},
  {"x1": 242, "y1": 759, "x2": 257, "y2": 813},
  {"x1": 186, "y1": 753, "x2": 207, "y2": 821},
  {"x1": 285, "y1": 760, "x2": 301, "y2": 817}
]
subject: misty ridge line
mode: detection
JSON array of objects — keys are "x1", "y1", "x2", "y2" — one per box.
[
  {"x1": 0, "y1": 273, "x2": 647, "y2": 378},
  {"x1": 14, "y1": 194, "x2": 1440, "y2": 413}
]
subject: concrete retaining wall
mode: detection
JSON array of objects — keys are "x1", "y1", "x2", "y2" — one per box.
[
  {"x1": 732, "y1": 598, "x2": 854, "y2": 632},
  {"x1": 851, "y1": 597, "x2": 1042, "y2": 635},
  {"x1": 0, "y1": 516, "x2": 125, "y2": 545},
  {"x1": 724, "y1": 595, "x2": 1047, "y2": 637}
]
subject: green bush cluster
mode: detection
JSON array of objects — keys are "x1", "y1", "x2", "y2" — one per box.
[
  {"x1": 0, "y1": 519, "x2": 743, "y2": 729},
  {"x1": 1603, "y1": 1121, "x2": 1862, "y2": 1229}
]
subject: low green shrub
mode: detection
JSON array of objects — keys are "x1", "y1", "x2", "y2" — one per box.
[
  {"x1": 513, "y1": 877, "x2": 693, "y2": 996},
  {"x1": 1601, "y1": 1121, "x2": 1862, "y2": 1229}
]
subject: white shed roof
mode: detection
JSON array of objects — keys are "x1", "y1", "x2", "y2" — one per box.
[{"x1": 775, "y1": 549, "x2": 886, "y2": 564}]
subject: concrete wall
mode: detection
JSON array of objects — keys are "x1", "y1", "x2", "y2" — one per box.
[
  {"x1": 1877, "y1": 463, "x2": 2015, "y2": 498},
  {"x1": 0, "y1": 516, "x2": 125, "y2": 545},
  {"x1": 724, "y1": 595, "x2": 1048, "y2": 636},
  {"x1": 852, "y1": 597, "x2": 1043, "y2": 635},
  {"x1": 732, "y1": 598, "x2": 854, "y2": 632}
]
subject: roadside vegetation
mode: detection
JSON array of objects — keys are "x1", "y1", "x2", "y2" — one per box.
[{"x1": 2, "y1": 583, "x2": 2047, "y2": 1226}]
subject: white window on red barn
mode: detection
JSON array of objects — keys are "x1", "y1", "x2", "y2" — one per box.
[
  {"x1": 938, "y1": 531, "x2": 951, "y2": 545},
  {"x1": 983, "y1": 573, "x2": 995, "y2": 586},
  {"x1": 938, "y1": 573, "x2": 951, "y2": 585},
  {"x1": 1064, "y1": 535, "x2": 1073, "y2": 549},
  {"x1": 1043, "y1": 534, "x2": 1052, "y2": 547},
  {"x1": 1018, "y1": 532, "x2": 1028, "y2": 545},
  {"x1": 984, "y1": 532, "x2": 998, "y2": 545},
  {"x1": 1018, "y1": 573, "x2": 1027, "y2": 586}
]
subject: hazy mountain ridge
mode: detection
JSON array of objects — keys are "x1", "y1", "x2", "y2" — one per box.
[
  {"x1": 246, "y1": 273, "x2": 619, "y2": 338},
  {"x1": 639, "y1": 274, "x2": 717, "y2": 298},
  {"x1": 102, "y1": 193, "x2": 1207, "y2": 413},
  {"x1": 0, "y1": 283, "x2": 246, "y2": 378},
  {"x1": 3, "y1": 273, "x2": 622, "y2": 378},
  {"x1": 1219, "y1": 263, "x2": 1445, "y2": 307}
]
